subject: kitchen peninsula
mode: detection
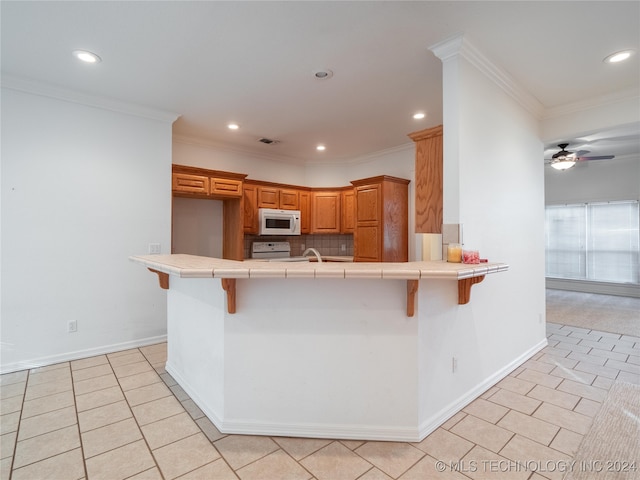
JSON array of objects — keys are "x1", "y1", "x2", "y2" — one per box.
[{"x1": 130, "y1": 254, "x2": 524, "y2": 442}]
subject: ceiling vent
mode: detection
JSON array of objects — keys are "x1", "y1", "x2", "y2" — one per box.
[{"x1": 258, "y1": 138, "x2": 279, "y2": 145}]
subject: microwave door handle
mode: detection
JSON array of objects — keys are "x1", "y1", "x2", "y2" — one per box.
[{"x1": 291, "y1": 215, "x2": 298, "y2": 233}]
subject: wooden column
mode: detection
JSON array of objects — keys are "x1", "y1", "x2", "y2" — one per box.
[{"x1": 408, "y1": 125, "x2": 443, "y2": 234}]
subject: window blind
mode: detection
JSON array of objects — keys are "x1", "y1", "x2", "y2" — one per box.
[{"x1": 545, "y1": 201, "x2": 639, "y2": 284}]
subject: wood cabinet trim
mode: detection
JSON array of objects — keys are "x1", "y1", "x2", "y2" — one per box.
[
  {"x1": 351, "y1": 175, "x2": 410, "y2": 187},
  {"x1": 408, "y1": 124, "x2": 443, "y2": 142},
  {"x1": 172, "y1": 164, "x2": 247, "y2": 181}
]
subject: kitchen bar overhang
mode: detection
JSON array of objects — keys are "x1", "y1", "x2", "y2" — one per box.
[{"x1": 134, "y1": 254, "x2": 508, "y2": 316}]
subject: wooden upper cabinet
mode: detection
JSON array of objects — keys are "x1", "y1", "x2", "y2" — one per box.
[
  {"x1": 257, "y1": 186, "x2": 299, "y2": 210},
  {"x1": 173, "y1": 173, "x2": 209, "y2": 196},
  {"x1": 352, "y1": 176, "x2": 409, "y2": 262},
  {"x1": 341, "y1": 189, "x2": 355, "y2": 233},
  {"x1": 311, "y1": 190, "x2": 341, "y2": 234},
  {"x1": 257, "y1": 186, "x2": 279, "y2": 208},
  {"x1": 279, "y1": 189, "x2": 299, "y2": 210},
  {"x1": 299, "y1": 190, "x2": 311, "y2": 234},
  {"x1": 210, "y1": 177, "x2": 243, "y2": 197},
  {"x1": 243, "y1": 183, "x2": 259, "y2": 234},
  {"x1": 172, "y1": 165, "x2": 245, "y2": 200},
  {"x1": 408, "y1": 125, "x2": 443, "y2": 233}
]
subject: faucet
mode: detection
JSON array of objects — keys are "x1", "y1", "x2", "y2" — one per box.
[{"x1": 302, "y1": 247, "x2": 323, "y2": 263}]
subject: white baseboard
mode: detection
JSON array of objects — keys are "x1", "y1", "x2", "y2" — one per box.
[
  {"x1": 167, "y1": 361, "x2": 421, "y2": 441},
  {"x1": 546, "y1": 278, "x2": 640, "y2": 298},
  {"x1": 417, "y1": 338, "x2": 548, "y2": 440},
  {"x1": 167, "y1": 339, "x2": 549, "y2": 442},
  {"x1": 0, "y1": 335, "x2": 167, "y2": 375}
]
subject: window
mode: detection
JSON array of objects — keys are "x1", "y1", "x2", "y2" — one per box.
[{"x1": 545, "y1": 201, "x2": 639, "y2": 284}]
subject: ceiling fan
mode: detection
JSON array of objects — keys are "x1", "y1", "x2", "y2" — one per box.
[{"x1": 547, "y1": 143, "x2": 615, "y2": 171}]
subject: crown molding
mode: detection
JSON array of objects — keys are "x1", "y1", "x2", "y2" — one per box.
[
  {"x1": 429, "y1": 34, "x2": 545, "y2": 119},
  {"x1": 542, "y1": 87, "x2": 640, "y2": 120},
  {"x1": 173, "y1": 133, "x2": 414, "y2": 167},
  {"x1": 1, "y1": 74, "x2": 180, "y2": 124}
]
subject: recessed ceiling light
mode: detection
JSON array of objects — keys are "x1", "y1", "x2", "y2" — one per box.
[
  {"x1": 72, "y1": 50, "x2": 101, "y2": 64},
  {"x1": 413, "y1": 112, "x2": 426, "y2": 120},
  {"x1": 603, "y1": 50, "x2": 634, "y2": 63},
  {"x1": 316, "y1": 145, "x2": 326, "y2": 151},
  {"x1": 312, "y1": 69, "x2": 333, "y2": 80},
  {"x1": 227, "y1": 123, "x2": 239, "y2": 130}
]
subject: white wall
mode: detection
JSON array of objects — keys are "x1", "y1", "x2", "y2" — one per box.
[
  {"x1": 420, "y1": 38, "x2": 547, "y2": 418},
  {"x1": 1, "y1": 87, "x2": 175, "y2": 372},
  {"x1": 173, "y1": 139, "x2": 308, "y2": 186},
  {"x1": 545, "y1": 155, "x2": 640, "y2": 205},
  {"x1": 456, "y1": 54, "x2": 547, "y2": 361}
]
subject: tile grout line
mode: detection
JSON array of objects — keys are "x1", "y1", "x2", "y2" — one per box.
[
  {"x1": 7, "y1": 370, "x2": 28, "y2": 480},
  {"x1": 109, "y1": 348, "x2": 168, "y2": 480}
]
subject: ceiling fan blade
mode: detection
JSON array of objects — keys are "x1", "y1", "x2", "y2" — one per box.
[{"x1": 576, "y1": 155, "x2": 615, "y2": 161}]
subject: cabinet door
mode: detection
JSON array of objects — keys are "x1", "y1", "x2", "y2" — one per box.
[
  {"x1": 341, "y1": 189, "x2": 355, "y2": 233},
  {"x1": 243, "y1": 184, "x2": 259, "y2": 234},
  {"x1": 354, "y1": 225, "x2": 380, "y2": 261},
  {"x1": 311, "y1": 191, "x2": 341, "y2": 233},
  {"x1": 210, "y1": 177, "x2": 242, "y2": 197},
  {"x1": 279, "y1": 189, "x2": 299, "y2": 210},
  {"x1": 355, "y1": 184, "x2": 380, "y2": 224},
  {"x1": 299, "y1": 190, "x2": 311, "y2": 234},
  {"x1": 172, "y1": 173, "x2": 209, "y2": 195},
  {"x1": 257, "y1": 186, "x2": 279, "y2": 208}
]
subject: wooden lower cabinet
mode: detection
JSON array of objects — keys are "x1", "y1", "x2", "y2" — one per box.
[{"x1": 352, "y1": 176, "x2": 409, "y2": 262}]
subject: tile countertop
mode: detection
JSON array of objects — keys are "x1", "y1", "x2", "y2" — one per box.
[{"x1": 129, "y1": 254, "x2": 508, "y2": 280}]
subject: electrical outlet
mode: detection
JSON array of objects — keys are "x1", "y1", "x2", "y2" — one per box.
[
  {"x1": 67, "y1": 320, "x2": 77, "y2": 333},
  {"x1": 148, "y1": 243, "x2": 161, "y2": 254},
  {"x1": 341, "y1": 244, "x2": 346, "y2": 252}
]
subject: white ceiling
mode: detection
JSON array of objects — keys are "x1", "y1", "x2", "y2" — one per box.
[{"x1": 2, "y1": 1, "x2": 639, "y2": 165}]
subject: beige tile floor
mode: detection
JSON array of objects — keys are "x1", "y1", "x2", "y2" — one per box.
[{"x1": 1, "y1": 324, "x2": 639, "y2": 480}]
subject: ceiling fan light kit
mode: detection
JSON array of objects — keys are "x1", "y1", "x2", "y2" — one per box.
[
  {"x1": 547, "y1": 143, "x2": 615, "y2": 171},
  {"x1": 550, "y1": 159, "x2": 576, "y2": 170}
]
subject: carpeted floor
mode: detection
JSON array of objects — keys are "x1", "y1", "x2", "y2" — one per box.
[
  {"x1": 564, "y1": 381, "x2": 640, "y2": 480},
  {"x1": 546, "y1": 289, "x2": 640, "y2": 337}
]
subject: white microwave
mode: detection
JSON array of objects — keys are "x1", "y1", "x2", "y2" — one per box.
[{"x1": 258, "y1": 208, "x2": 301, "y2": 236}]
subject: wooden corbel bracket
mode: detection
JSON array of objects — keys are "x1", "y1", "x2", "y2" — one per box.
[
  {"x1": 221, "y1": 278, "x2": 237, "y2": 314},
  {"x1": 406, "y1": 280, "x2": 419, "y2": 317},
  {"x1": 148, "y1": 268, "x2": 169, "y2": 290},
  {"x1": 458, "y1": 275, "x2": 485, "y2": 305}
]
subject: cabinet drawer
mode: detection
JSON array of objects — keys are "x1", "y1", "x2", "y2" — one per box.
[
  {"x1": 210, "y1": 177, "x2": 242, "y2": 197},
  {"x1": 172, "y1": 173, "x2": 209, "y2": 195}
]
